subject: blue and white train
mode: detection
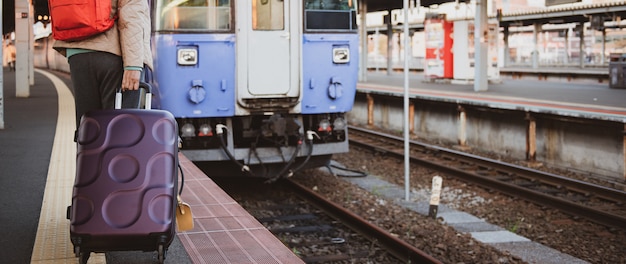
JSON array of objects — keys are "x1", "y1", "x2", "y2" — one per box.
[{"x1": 37, "y1": 0, "x2": 359, "y2": 179}]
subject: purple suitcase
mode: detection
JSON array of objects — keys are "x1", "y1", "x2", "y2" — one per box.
[{"x1": 69, "y1": 84, "x2": 178, "y2": 263}]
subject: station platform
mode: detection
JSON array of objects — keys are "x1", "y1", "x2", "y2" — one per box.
[
  {"x1": 359, "y1": 70, "x2": 626, "y2": 120},
  {"x1": 0, "y1": 68, "x2": 303, "y2": 263}
]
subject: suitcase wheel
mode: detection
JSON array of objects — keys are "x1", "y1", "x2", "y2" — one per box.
[
  {"x1": 157, "y1": 244, "x2": 165, "y2": 264},
  {"x1": 78, "y1": 251, "x2": 90, "y2": 264},
  {"x1": 74, "y1": 245, "x2": 90, "y2": 264},
  {"x1": 73, "y1": 245, "x2": 80, "y2": 257}
]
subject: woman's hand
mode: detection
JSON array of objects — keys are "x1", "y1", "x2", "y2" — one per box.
[{"x1": 122, "y1": 69, "x2": 142, "y2": 90}]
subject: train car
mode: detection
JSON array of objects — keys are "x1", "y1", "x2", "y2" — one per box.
[{"x1": 151, "y1": 0, "x2": 359, "y2": 178}]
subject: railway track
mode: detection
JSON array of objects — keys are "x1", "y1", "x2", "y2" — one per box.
[
  {"x1": 348, "y1": 126, "x2": 626, "y2": 230},
  {"x1": 213, "y1": 177, "x2": 442, "y2": 264}
]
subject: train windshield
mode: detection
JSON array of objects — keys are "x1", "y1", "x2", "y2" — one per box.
[
  {"x1": 304, "y1": 0, "x2": 358, "y2": 31},
  {"x1": 252, "y1": 0, "x2": 284, "y2": 30},
  {"x1": 155, "y1": 0, "x2": 231, "y2": 31}
]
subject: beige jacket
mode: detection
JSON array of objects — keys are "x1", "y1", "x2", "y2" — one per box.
[{"x1": 53, "y1": 0, "x2": 153, "y2": 70}]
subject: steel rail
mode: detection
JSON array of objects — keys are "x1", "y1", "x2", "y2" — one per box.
[
  {"x1": 348, "y1": 126, "x2": 626, "y2": 230},
  {"x1": 285, "y1": 179, "x2": 443, "y2": 264}
]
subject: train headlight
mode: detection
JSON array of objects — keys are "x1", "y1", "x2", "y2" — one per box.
[
  {"x1": 333, "y1": 117, "x2": 346, "y2": 131},
  {"x1": 318, "y1": 119, "x2": 332, "y2": 132},
  {"x1": 332, "y1": 47, "x2": 350, "y2": 64},
  {"x1": 177, "y1": 48, "x2": 198, "y2": 66},
  {"x1": 198, "y1": 123, "x2": 213, "y2": 137},
  {"x1": 181, "y1": 123, "x2": 195, "y2": 137}
]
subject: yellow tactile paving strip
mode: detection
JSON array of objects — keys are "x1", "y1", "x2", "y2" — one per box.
[{"x1": 30, "y1": 69, "x2": 106, "y2": 264}]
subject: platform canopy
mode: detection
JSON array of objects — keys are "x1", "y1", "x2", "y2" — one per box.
[
  {"x1": 498, "y1": 1, "x2": 626, "y2": 28},
  {"x1": 364, "y1": 0, "x2": 469, "y2": 12}
]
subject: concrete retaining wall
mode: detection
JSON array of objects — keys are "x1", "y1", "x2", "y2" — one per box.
[{"x1": 348, "y1": 92, "x2": 625, "y2": 180}]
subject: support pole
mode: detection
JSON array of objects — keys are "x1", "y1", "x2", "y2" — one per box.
[
  {"x1": 473, "y1": 0, "x2": 488, "y2": 92},
  {"x1": 29, "y1": 2, "x2": 35, "y2": 86},
  {"x1": 0, "y1": 0, "x2": 4, "y2": 129},
  {"x1": 532, "y1": 23, "x2": 539, "y2": 69},
  {"x1": 503, "y1": 26, "x2": 510, "y2": 68},
  {"x1": 565, "y1": 28, "x2": 570, "y2": 64},
  {"x1": 601, "y1": 28, "x2": 606, "y2": 65},
  {"x1": 387, "y1": 8, "x2": 393, "y2": 76},
  {"x1": 374, "y1": 29, "x2": 380, "y2": 72},
  {"x1": 578, "y1": 22, "x2": 585, "y2": 68},
  {"x1": 367, "y1": 93, "x2": 374, "y2": 126},
  {"x1": 358, "y1": 0, "x2": 368, "y2": 82},
  {"x1": 526, "y1": 113, "x2": 537, "y2": 162},
  {"x1": 15, "y1": 0, "x2": 31, "y2": 97},
  {"x1": 403, "y1": 0, "x2": 411, "y2": 201}
]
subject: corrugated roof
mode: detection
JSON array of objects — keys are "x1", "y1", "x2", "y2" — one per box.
[
  {"x1": 499, "y1": 1, "x2": 626, "y2": 27},
  {"x1": 364, "y1": 0, "x2": 466, "y2": 12},
  {"x1": 503, "y1": 0, "x2": 626, "y2": 17}
]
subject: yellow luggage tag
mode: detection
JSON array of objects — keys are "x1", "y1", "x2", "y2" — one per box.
[
  {"x1": 176, "y1": 143, "x2": 193, "y2": 232},
  {"x1": 176, "y1": 195, "x2": 194, "y2": 232}
]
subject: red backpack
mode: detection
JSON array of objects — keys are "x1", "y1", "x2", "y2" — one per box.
[{"x1": 48, "y1": 0, "x2": 117, "y2": 41}]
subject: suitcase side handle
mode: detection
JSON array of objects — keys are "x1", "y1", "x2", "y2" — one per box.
[{"x1": 115, "y1": 82, "x2": 153, "y2": 110}]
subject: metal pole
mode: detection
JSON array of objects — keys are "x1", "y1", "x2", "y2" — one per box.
[
  {"x1": 359, "y1": 0, "x2": 368, "y2": 82},
  {"x1": 403, "y1": 0, "x2": 411, "y2": 201},
  {"x1": 387, "y1": 8, "x2": 393, "y2": 76},
  {"x1": 0, "y1": 0, "x2": 4, "y2": 129}
]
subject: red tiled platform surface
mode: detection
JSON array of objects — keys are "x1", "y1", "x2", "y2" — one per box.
[{"x1": 177, "y1": 154, "x2": 304, "y2": 264}]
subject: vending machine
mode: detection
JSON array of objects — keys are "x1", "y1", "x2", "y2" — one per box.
[{"x1": 424, "y1": 13, "x2": 453, "y2": 79}]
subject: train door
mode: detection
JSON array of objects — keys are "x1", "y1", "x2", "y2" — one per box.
[{"x1": 237, "y1": 0, "x2": 299, "y2": 101}]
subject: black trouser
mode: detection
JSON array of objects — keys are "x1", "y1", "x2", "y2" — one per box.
[{"x1": 68, "y1": 52, "x2": 124, "y2": 128}]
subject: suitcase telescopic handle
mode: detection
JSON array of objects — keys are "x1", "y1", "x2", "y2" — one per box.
[{"x1": 115, "y1": 82, "x2": 153, "y2": 110}]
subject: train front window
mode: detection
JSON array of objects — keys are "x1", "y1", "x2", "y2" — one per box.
[
  {"x1": 156, "y1": 0, "x2": 231, "y2": 31},
  {"x1": 252, "y1": 0, "x2": 285, "y2": 30},
  {"x1": 304, "y1": 0, "x2": 357, "y2": 31}
]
